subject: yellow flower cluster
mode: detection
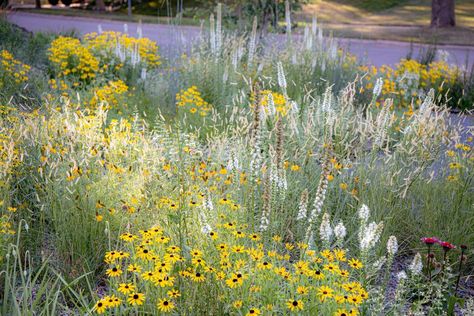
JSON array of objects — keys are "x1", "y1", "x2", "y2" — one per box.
[
  {"x1": 259, "y1": 90, "x2": 289, "y2": 116},
  {"x1": 48, "y1": 37, "x2": 99, "y2": 83},
  {"x1": 176, "y1": 86, "x2": 211, "y2": 116},
  {"x1": 84, "y1": 31, "x2": 161, "y2": 68},
  {"x1": 97, "y1": 214, "x2": 367, "y2": 315},
  {"x1": 89, "y1": 80, "x2": 129, "y2": 109},
  {"x1": 445, "y1": 137, "x2": 473, "y2": 182},
  {"x1": 0, "y1": 50, "x2": 30, "y2": 88},
  {"x1": 360, "y1": 59, "x2": 460, "y2": 107}
]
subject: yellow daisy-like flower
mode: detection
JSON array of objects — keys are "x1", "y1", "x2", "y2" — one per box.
[
  {"x1": 118, "y1": 283, "x2": 135, "y2": 294},
  {"x1": 93, "y1": 299, "x2": 108, "y2": 314},
  {"x1": 348, "y1": 258, "x2": 363, "y2": 269},
  {"x1": 245, "y1": 308, "x2": 261, "y2": 316},
  {"x1": 286, "y1": 299, "x2": 304, "y2": 311},
  {"x1": 106, "y1": 266, "x2": 122, "y2": 277},
  {"x1": 167, "y1": 289, "x2": 181, "y2": 298},
  {"x1": 347, "y1": 294, "x2": 363, "y2": 306},
  {"x1": 317, "y1": 285, "x2": 334, "y2": 302},
  {"x1": 127, "y1": 263, "x2": 142, "y2": 273},
  {"x1": 189, "y1": 271, "x2": 206, "y2": 282},
  {"x1": 334, "y1": 309, "x2": 350, "y2": 316},
  {"x1": 209, "y1": 231, "x2": 218, "y2": 239},
  {"x1": 157, "y1": 298, "x2": 175, "y2": 312},
  {"x1": 127, "y1": 293, "x2": 145, "y2": 306},
  {"x1": 256, "y1": 261, "x2": 273, "y2": 270},
  {"x1": 233, "y1": 300, "x2": 243, "y2": 308},
  {"x1": 296, "y1": 286, "x2": 309, "y2": 295},
  {"x1": 226, "y1": 274, "x2": 243, "y2": 288},
  {"x1": 333, "y1": 248, "x2": 347, "y2": 262}
]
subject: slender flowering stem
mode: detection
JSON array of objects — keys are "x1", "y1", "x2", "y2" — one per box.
[{"x1": 455, "y1": 245, "x2": 467, "y2": 295}]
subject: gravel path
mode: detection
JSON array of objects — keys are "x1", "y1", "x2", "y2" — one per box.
[{"x1": 6, "y1": 11, "x2": 474, "y2": 68}]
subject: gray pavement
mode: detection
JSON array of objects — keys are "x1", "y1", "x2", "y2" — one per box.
[{"x1": 5, "y1": 11, "x2": 474, "y2": 68}]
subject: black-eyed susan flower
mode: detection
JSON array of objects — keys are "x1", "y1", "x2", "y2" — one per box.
[
  {"x1": 286, "y1": 299, "x2": 304, "y2": 312},
  {"x1": 120, "y1": 233, "x2": 137, "y2": 242},
  {"x1": 245, "y1": 308, "x2": 261, "y2": 316},
  {"x1": 167, "y1": 289, "x2": 180, "y2": 298},
  {"x1": 157, "y1": 298, "x2": 175, "y2": 312},
  {"x1": 334, "y1": 309, "x2": 350, "y2": 316},
  {"x1": 233, "y1": 300, "x2": 243, "y2": 308},
  {"x1": 348, "y1": 258, "x2": 363, "y2": 269},
  {"x1": 189, "y1": 271, "x2": 205, "y2": 282},
  {"x1": 127, "y1": 263, "x2": 142, "y2": 273},
  {"x1": 127, "y1": 293, "x2": 145, "y2": 306},
  {"x1": 317, "y1": 285, "x2": 334, "y2": 301},
  {"x1": 296, "y1": 286, "x2": 309, "y2": 295},
  {"x1": 106, "y1": 266, "x2": 122, "y2": 277},
  {"x1": 118, "y1": 283, "x2": 135, "y2": 294},
  {"x1": 93, "y1": 299, "x2": 107, "y2": 314},
  {"x1": 347, "y1": 294, "x2": 363, "y2": 306}
]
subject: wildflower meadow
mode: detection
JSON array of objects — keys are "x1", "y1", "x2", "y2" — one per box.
[{"x1": 0, "y1": 7, "x2": 473, "y2": 316}]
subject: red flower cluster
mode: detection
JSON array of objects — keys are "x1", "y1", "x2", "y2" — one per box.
[
  {"x1": 421, "y1": 237, "x2": 440, "y2": 245},
  {"x1": 421, "y1": 237, "x2": 456, "y2": 250}
]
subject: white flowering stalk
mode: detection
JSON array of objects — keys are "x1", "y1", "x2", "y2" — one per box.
[
  {"x1": 247, "y1": 17, "x2": 257, "y2": 68},
  {"x1": 259, "y1": 174, "x2": 271, "y2": 232},
  {"x1": 312, "y1": 16, "x2": 318, "y2": 36},
  {"x1": 223, "y1": 66, "x2": 229, "y2": 84},
  {"x1": 319, "y1": 212, "x2": 332, "y2": 246},
  {"x1": 267, "y1": 93, "x2": 276, "y2": 116},
  {"x1": 204, "y1": 194, "x2": 214, "y2": 211},
  {"x1": 393, "y1": 270, "x2": 408, "y2": 314},
  {"x1": 285, "y1": 0, "x2": 291, "y2": 41},
  {"x1": 372, "y1": 256, "x2": 387, "y2": 272},
  {"x1": 98, "y1": 24, "x2": 103, "y2": 34},
  {"x1": 387, "y1": 235, "x2": 398, "y2": 257},
  {"x1": 249, "y1": 107, "x2": 264, "y2": 183},
  {"x1": 198, "y1": 205, "x2": 212, "y2": 235},
  {"x1": 123, "y1": 23, "x2": 128, "y2": 34},
  {"x1": 209, "y1": 13, "x2": 216, "y2": 56},
  {"x1": 216, "y1": 3, "x2": 222, "y2": 56},
  {"x1": 137, "y1": 22, "x2": 143, "y2": 39},
  {"x1": 305, "y1": 159, "x2": 330, "y2": 242},
  {"x1": 374, "y1": 98, "x2": 393, "y2": 149},
  {"x1": 130, "y1": 43, "x2": 141, "y2": 68},
  {"x1": 277, "y1": 62, "x2": 287, "y2": 95},
  {"x1": 296, "y1": 189, "x2": 309, "y2": 221},
  {"x1": 372, "y1": 77, "x2": 383, "y2": 101},
  {"x1": 409, "y1": 253, "x2": 423, "y2": 275},
  {"x1": 334, "y1": 221, "x2": 347, "y2": 247},
  {"x1": 140, "y1": 68, "x2": 147, "y2": 81},
  {"x1": 358, "y1": 204, "x2": 370, "y2": 223},
  {"x1": 359, "y1": 221, "x2": 384, "y2": 252}
]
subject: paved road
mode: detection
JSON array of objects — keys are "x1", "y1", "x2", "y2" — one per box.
[{"x1": 6, "y1": 11, "x2": 474, "y2": 68}]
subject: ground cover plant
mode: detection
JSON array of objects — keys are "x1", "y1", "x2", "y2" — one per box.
[{"x1": 0, "y1": 9, "x2": 473, "y2": 315}]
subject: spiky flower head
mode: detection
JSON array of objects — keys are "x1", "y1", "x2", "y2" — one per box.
[
  {"x1": 334, "y1": 222, "x2": 347, "y2": 240},
  {"x1": 409, "y1": 253, "x2": 423, "y2": 275},
  {"x1": 387, "y1": 236, "x2": 398, "y2": 256},
  {"x1": 319, "y1": 212, "x2": 333, "y2": 244},
  {"x1": 358, "y1": 204, "x2": 370, "y2": 222},
  {"x1": 397, "y1": 271, "x2": 407, "y2": 281}
]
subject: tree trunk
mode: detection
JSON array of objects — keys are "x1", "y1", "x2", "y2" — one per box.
[
  {"x1": 35, "y1": 0, "x2": 41, "y2": 8},
  {"x1": 431, "y1": 0, "x2": 455, "y2": 28},
  {"x1": 96, "y1": 0, "x2": 106, "y2": 11}
]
